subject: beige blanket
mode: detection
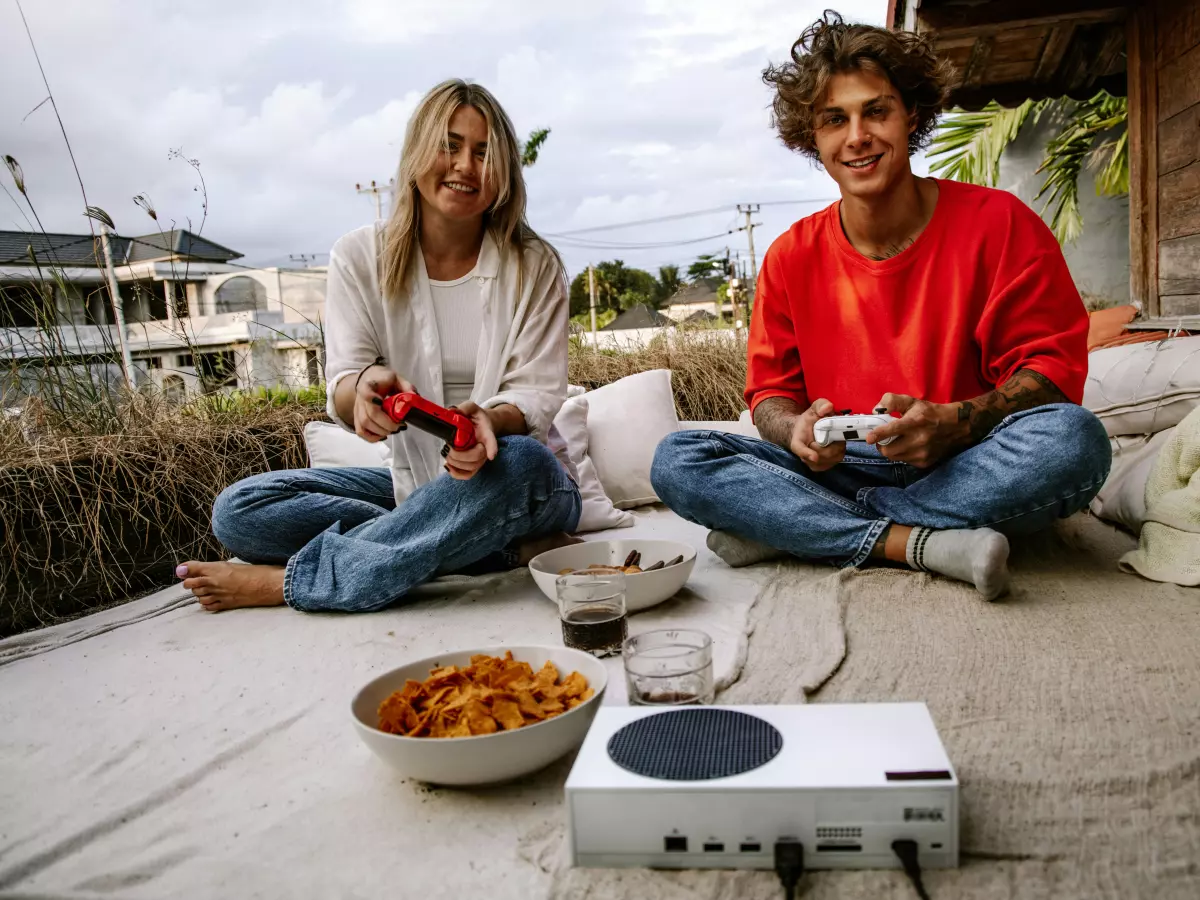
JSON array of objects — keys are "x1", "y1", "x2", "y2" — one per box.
[
  {"x1": 1120, "y1": 405, "x2": 1200, "y2": 585},
  {"x1": 2, "y1": 511, "x2": 1197, "y2": 900}
]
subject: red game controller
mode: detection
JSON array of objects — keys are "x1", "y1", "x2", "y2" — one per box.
[{"x1": 379, "y1": 392, "x2": 477, "y2": 451}]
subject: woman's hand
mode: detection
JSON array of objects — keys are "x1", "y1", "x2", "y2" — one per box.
[
  {"x1": 354, "y1": 365, "x2": 414, "y2": 442},
  {"x1": 443, "y1": 401, "x2": 500, "y2": 480}
]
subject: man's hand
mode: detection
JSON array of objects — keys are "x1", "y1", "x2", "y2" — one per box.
[
  {"x1": 354, "y1": 365, "x2": 414, "y2": 442},
  {"x1": 790, "y1": 398, "x2": 846, "y2": 472},
  {"x1": 443, "y1": 401, "x2": 500, "y2": 481},
  {"x1": 866, "y1": 393, "x2": 962, "y2": 468}
]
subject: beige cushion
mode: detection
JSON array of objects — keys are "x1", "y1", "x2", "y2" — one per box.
[
  {"x1": 580, "y1": 369, "x2": 681, "y2": 508},
  {"x1": 551, "y1": 396, "x2": 634, "y2": 533},
  {"x1": 304, "y1": 421, "x2": 390, "y2": 468},
  {"x1": 1089, "y1": 428, "x2": 1177, "y2": 533},
  {"x1": 1084, "y1": 336, "x2": 1200, "y2": 436}
]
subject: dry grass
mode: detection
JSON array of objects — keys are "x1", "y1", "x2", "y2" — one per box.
[
  {"x1": 568, "y1": 328, "x2": 748, "y2": 422},
  {"x1": 0, "y1": 332, "x2": 748, "y2": 635},
  {"x1": 0, "y1": 393, "x2": 322, "y2": 636}
]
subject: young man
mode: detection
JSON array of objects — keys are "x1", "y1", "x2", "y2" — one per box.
[{"x1": 650, "y1": 12, "x2": 1111, "y2": 600}]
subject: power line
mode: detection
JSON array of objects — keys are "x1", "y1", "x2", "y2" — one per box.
[
  {"x1": 549, "y1": 230, "x2": 735, "y2": 250},
  {"x1": 542, "y1": 197, "x2": 837, "y2": 237}
]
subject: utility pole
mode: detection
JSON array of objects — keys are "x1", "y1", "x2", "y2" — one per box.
[
  {"x1": 587, "y1": 265, "x2": 598, "y2": 346},
  {"x1": 725, "y1": 248, "x2": 741, "y2": 328},
  {"x1": 355, "y1": 179, "x2": 395, "y2": 220},
  {"x1": 99, "y1": 225, "x2": 135, "y2": 389},
  {"x1": 736, "y1": 203, "x2": 761, "y2": 299}
]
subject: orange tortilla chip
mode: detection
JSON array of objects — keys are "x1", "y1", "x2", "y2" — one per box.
[{"x1": 376, "y1": 653, "x2": 592, "y2": 738}]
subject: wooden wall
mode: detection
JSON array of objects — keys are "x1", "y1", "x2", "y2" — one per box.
[{"x1": 1135, "y1": 0, "x2": 1200, "y2": 317}]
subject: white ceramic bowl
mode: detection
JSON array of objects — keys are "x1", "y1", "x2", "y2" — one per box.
[
  {"x1": 350, "y1": 644, "x2": 607, "y2": 786},
  {"x1": 528, "y1": 539, "x2": 697, "y2": 613}
]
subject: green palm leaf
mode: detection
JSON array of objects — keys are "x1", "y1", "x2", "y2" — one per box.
[{"x1": 927, "y1": 100, "x2": 1045, "y2": 186}]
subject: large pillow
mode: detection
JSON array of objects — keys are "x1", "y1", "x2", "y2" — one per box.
[
  {"x1": 304, "y1": 421, "x2": 390, "y2": 468},
  {"x1": 583, "y1": 369, "x2": 681, "y2": 508},
  {"x1": 552, "y1": 396, "x2": 634, "y2": 532},
  {"x1": 1084, "y1": 336, "x2": 1200, "y2": 436},
  {"x1": 1089, "y1": 428, "x2": 1177, "y2": 533}
]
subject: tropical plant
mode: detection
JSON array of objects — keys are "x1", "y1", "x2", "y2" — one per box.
[
  {"x1": 687, "y1": 252, "x2": 727, "y2": 282},
  {"x1": 927, "y1": 90, "x2": 1128, "y2": 244},
  {"x1": 656, "y1": 265, "x2": 682, "y2": 303},
  {"x1": 520, "y1": 128, "x2": 551, "y2": 168}
]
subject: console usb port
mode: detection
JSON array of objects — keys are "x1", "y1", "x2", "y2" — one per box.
[
  {"x1": 703, "y1": 842, "x2": 724, "y2": 853},
  {"x1": 739, "y1": 842, "x2": 762, "y2": 853},
  {"x1": 817, "y1": 843, "x2": 862, "y2": 853},
  {"x1": 664, "y1": 836, "x2": 687, "y2": 852}
]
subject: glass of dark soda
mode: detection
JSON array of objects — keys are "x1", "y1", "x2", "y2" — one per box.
[{"x1": 556, "y1": 572, "x2": 627, "y2": 658}]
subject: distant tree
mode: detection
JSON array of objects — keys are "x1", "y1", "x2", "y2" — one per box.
[
  {"x1": 521, "y1": 128, "x2": 551, "y2": 168},
  {"x1": 568, "y1": 259, "x2": 660, "y2": 315},
  {"x1": 687, "y1": 253, "x2": 726, "y2": 282},
  {"x1": 656, "y1": 265, "x2": 682, "y2": 304}
]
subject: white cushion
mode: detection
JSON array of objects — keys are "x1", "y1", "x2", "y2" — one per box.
[
  {"x1": 1089, "y1": 428, "x2": 1177, "y2": 533},
  {"x1": 304, "y1": 421, "x2": 390, "y2": 468},
  {"x1": 552, "y1": 396, "x2": 634, "y2": 533},
  {"x1": 1084, "y1": 336, "x2": 1200, "y2": 436},
  {"x1": 567, "y1": 384, "x2": 587, "y2": 398},
  {"x1": 581, "y1": 369, "x2": 681, "y2": 508}
]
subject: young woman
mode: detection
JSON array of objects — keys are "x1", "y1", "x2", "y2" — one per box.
[{"x1": 176, "y1": 80, "x2": 580, "y2": 613}]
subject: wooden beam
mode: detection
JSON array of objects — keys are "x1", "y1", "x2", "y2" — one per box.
[
  {"x1": 1159, "y1": 233, "x2": 1200, "y2": 296},
  {"x1": 917, "y1": 2, "x2": 1126, "y2": 38},
  {"x1": 1159, "y1": 102, "x2": 1200, "y2": 177},
  {"x1": 1035, "y1": 22, "x2": 1076, "y2": 82},
  {"x1": 961, "y1": 37, "x2": 996, "y2": 89},
  {"x1": 1089, "y1": 23, "x2": 1127, "y2": 87},
  {"x1": 1127, "y1": 2, "x2": 1159, "y2": 315}
]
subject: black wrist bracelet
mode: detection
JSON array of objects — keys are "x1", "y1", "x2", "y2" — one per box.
[{"x1": 355, "y1": 356, "x2": 386, "y2": 391}]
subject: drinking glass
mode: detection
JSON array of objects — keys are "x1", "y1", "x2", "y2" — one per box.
[
  {"x1": 623, "y1": 629, "x2": 715, "y2": 705},
  {"x1": 556, "y1": 572, "x2": 628, "y2": 658}
]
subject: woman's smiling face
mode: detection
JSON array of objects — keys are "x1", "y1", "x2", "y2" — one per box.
[{"x1": 414, "y1": 104, "x2": 498, "y2": 223}]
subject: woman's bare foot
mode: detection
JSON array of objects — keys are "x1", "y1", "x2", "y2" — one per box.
[
  {"x1": 176, "y1": 561, "x2": 286, "y2": 612},
  {"x1": 517, "y1": 532, "x2": 583, "y2": 566}
]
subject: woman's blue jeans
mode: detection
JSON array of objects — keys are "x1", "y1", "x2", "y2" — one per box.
[{"x1": 211, "y1": 435, "x2": 581, "y2": 613}]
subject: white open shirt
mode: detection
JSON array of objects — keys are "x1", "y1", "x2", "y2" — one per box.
[{"x1": 323, "y1": 222, "x2": 573, "y2": 504}]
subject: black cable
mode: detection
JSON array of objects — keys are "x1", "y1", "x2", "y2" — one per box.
[
  {"x1": 774, "y1": 839, "x2": 804, "y2": 900},
  {"x1": 892, "y1": 839, "x2": 932, "y2": 900}
]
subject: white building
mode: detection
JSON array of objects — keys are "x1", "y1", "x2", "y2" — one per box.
[{"x1": 0, "y1": 229, "x2": 326, "y2": 401}]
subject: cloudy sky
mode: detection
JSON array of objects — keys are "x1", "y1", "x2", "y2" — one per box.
[{"x1": 1, "y1": 0, "x2": 909, "y2": 280}]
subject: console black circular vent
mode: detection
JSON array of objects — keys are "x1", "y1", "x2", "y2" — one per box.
[{"x1": 606, "y1": 709, "x2": 783, "y2": 781}]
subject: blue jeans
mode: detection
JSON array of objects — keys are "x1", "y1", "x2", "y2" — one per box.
[
  {"x1": 651, "y1": 404, "x2": 1112, "y2": 568},
  {"x1": 211, "y1": 435, "x2": 582, "y2": 613}
]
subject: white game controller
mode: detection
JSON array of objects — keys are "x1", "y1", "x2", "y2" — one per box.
[{"x1": 813, "y1": 413, "x2": 896, "y2": 447}]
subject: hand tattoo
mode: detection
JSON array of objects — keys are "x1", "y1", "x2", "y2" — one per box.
[
  {"x1": 753, "y1": 396, "x2": 804, "y2": 450},
  {"x1": 953, "y1": 369, "x2": 1070, "y2": 446}
]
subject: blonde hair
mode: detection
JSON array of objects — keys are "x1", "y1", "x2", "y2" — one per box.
[{"x1": 381, "y1": 79, "x2": 551, "y2": 299}]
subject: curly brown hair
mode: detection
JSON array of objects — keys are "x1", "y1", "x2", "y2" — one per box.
[{"x1": 762, "y1": 10, "x2": 952, "y2": 162}]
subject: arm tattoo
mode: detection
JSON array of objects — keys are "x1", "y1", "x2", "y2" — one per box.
[
  {"x1": 953, "y1": 369, "x2": 1070, "y2": 446},
  {"x1": 753, "y1": 397, "x2": 804, "y2": 450}
]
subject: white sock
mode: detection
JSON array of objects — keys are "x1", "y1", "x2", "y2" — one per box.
[
  {"x1": 706, "y1": 530, "x2": 788, "y2": 568},
  {"x1": 906, "y1": 526, "x2": 1010, "y2": 601}
]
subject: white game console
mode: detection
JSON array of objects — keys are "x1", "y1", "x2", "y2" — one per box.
[
  {"x1": 813, "y1": 413, "x2": 895, "y2": 447},
  {"x1": 565, "y1": 703, "x2": 958, "y2": 871}
]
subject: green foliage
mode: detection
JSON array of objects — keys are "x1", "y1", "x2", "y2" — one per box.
[
  {"x1": 687, "y1": 253, "x2": 726, "y2": 282},
  {"x1": 520, "y1": 128, "x2": 551, "y2": 168},
  {"x1": 570, "y1": 308, "x2": 618, "y2": 330},
  {"x1": 568, "y1": 260, "x2": 669, "y2": 316},
  {"x1": 656, "y1": 265, "x2": 682, "y2": 303},
  {"x1": 927, "y1": 91, "x2": 1129, "y2": 244}
]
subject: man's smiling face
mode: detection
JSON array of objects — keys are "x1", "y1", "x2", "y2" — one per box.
[{"x1": 813, "y1": 68, "x2": 917, "y2": 200}]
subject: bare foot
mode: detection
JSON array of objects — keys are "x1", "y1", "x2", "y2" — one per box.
[
  {"x1": 177, "y1": 561, "x2": 286, "y2": 612},
  {"x1": 517, "y1": 532, "x2": 583, "y2": 566}
]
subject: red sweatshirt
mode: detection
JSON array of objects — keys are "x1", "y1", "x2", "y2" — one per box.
[{"x1": 745, "y1": 179, "x2": 1089, "y2": 419}]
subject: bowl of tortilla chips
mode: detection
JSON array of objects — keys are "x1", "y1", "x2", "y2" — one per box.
[{"x1": 350, "y1": 645, "x2": 607, "y2": 786}]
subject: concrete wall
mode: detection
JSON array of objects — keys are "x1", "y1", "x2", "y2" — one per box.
[{"x1": 996, "y1": 111, "x2": 1131, "y2": 309}]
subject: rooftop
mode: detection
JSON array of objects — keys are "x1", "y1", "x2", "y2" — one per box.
[{"x1": 0, "y1": 229, "x2": 243, "y2": 268}]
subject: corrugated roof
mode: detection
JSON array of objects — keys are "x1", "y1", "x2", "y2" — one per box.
[
  {"x1": 0, "y1": 229, "x2": 242, "y2": 267},
  {"x1": 601, "y1": 304, "x2": 675, "y2": 331}
]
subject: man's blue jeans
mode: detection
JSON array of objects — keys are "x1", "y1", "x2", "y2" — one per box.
[
  {"x1": 651, "y1": 404, "x2": 1112, "y2": 567},
  {"x1": 211, "y1": 435, "x2": 581, "y2": 613}
]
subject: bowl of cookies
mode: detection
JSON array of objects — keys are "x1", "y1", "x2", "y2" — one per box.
[{"x1": 528, "y1": 539, "x2": 696, "y2": 612}]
